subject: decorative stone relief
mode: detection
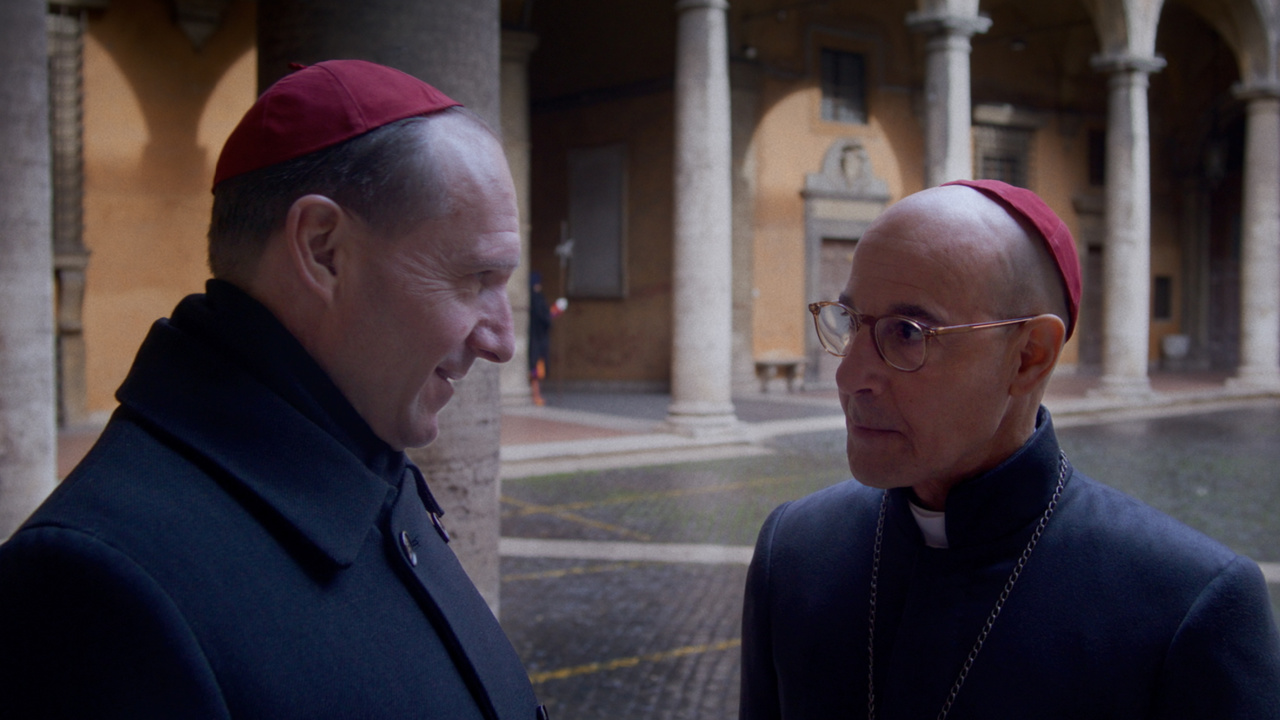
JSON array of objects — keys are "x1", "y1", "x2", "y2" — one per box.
[
  {"x1": 172, "y1": 0, "x2": 231, "y2": 50},
  {"x1": 804, "y1": 138, "x2": 889, "y2": 201}
]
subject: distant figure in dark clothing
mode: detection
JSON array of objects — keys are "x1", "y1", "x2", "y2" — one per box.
[{"x1": 528, "y1": 270, "x2": 565, "y2": 406}]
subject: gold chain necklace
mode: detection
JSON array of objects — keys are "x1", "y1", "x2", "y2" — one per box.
[{"x1": 866, "y1": 452, "x2": 1068, "y2": 720}]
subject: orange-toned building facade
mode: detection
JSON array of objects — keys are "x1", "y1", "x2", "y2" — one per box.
[{"x1": 64, "y1": 0, "x2": 1279, "y2": 425}]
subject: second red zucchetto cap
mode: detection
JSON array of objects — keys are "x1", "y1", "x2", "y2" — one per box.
[
  {"x1": 212, "y1": 59, "x2": 461, "y2": 190},
  {"x1": 942, "y1": 179, "x2": 1083, "y2": 341}
]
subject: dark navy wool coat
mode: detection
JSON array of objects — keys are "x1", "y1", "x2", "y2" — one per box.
[
  {"x1": 0, "y1": 282, "x2": 543, "y2": 720},
  {"x1": 741, "y1": 410, "x2": 1280, "y2": 720}
]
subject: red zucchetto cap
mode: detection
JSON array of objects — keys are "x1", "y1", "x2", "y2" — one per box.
[
  {"x1": 942, "y1": 179, "x2": 1083, "y2": 341},
  {"x1": 212, "y1": 59, "x2": 461, "y2": 190}
]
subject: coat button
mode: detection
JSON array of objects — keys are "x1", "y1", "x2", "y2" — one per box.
[{"x1": 399, "y1": 530, "x2": 418, "y2": 566}]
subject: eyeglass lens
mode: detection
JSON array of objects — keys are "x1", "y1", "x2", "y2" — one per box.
[{"x1": 815, "y1": 304, "x2": 928, "y2": 371}]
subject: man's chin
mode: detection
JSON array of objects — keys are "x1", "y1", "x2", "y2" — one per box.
[
  {"x1": 403, "y1": 418, "x2": 440, "y2": 450},
  {"x1": 404, "y1": 430, "x2": 439, "y2": 450},
  {"x1": 850, "y1": 470, "x2": 893, "y2": 490},
  {"x1": 846, "y1": 446, "x2": 904, "y2": 490},
  {"x1": 383, "y1": 412, "x2": 441, "y2": 452}
]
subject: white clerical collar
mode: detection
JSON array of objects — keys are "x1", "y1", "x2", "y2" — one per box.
[{"x1": 909, "y1": 500, "x2": 948, "y2": 549}]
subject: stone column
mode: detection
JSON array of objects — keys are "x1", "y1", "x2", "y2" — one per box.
[
  {"x1": 1231, "y1": 83, "x2": 1280, "y2": 389},
  {"x1": 500, "y1": 30, "x2": 537, "y2": 407},
  {"x1": 257, "y1": 2, "x2": 500, "y2": 121},
  {"x1": 668, "y1": 0, "x2": 738, "y2": 434},
  {"x1": 259, "y1": 0, "x2": 507, "y2": 615},
  {"x1": 1091, "y1": 54, "x2": 1165, "y2": 397},
  {"x1": 48, "y1": 2, "x2": 96, "y2": 427},
  {"x1": 906, "y1": 9, "x2": 991, "y2": 187},
  {"x1": 0, "y1": 0, "x2": 54, "y2": 538},
  {"x1": 730, "y1": 59, "x2": 761, "y2": 393}
]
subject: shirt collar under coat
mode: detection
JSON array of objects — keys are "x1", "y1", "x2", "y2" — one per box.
[
  {"x1": 115, "y1": 280, "x2": 407, "y2": 568},
  {"x1": 888, "y1": 407, "x2": 1071, "y2": 550}
]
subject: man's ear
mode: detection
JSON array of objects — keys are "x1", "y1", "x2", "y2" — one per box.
[
  {"x1": 282, "y1": 194, "x2": 345, "y2": 302},
  {"x1": 1009, "y1": 314, "x2": 1066, "y2": 397}
]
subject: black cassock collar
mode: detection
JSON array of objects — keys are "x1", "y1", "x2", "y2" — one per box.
[
  {"x1": 888, "y1": 407, "x2": 1069, "y2": 551},
  {"x1": 115, "y1": 279, "x2": 408, "y2": 568}
]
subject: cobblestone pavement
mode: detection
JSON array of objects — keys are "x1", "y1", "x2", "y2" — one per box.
[{"x1": 498, "y1": 400, "x2": 1280, "y2": 720}]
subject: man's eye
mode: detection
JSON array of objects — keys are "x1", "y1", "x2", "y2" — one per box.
[
  {"x1": 476, "y1": 270, "x2": 512, "y2": 290},
  {"x1": 825, "y1": 307, "x2": 855, "y2": 334},
  {"x1": 887, "y1": 319, "x2": 924, "y2": 343}
]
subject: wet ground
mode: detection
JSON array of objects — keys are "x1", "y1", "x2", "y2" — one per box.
[{"x1": 498, "y1": 400, "x2": 1280, "y2": 719}]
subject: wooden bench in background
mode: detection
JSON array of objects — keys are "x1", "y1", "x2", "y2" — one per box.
[{"x1": 754, "y1": 354, "x2": 806, "y2": 393}]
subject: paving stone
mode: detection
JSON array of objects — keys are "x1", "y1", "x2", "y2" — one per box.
[
  {"x1": 502, "y1": 558, "x2": 746, "y2": 720},
  {"x1": 499, "y1": 401, "x2": 1280, "y2": 719}
]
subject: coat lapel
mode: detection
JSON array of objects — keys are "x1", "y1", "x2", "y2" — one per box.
[
  {"x1": 117, "y1": 318, "x2": 390, "y2": 569},
  {"x1": 388, "y1": 471, "x2": 541, "y2": 720}
]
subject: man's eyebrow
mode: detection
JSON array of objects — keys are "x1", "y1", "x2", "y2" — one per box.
[
  {"x1": 888, "y1": 303, "x2": 944, "y2": 325},
  {"x1": 840, "y1": 292, "x2": 944, "y2": 325},
  {"x1": 454, "y1": 252, "x2": 519, "y2": 274}
]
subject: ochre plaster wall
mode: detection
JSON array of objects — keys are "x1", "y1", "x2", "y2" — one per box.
[
  {"x1": 1149, "y1": 212, "x2": 1184, "y2": 362},
  {"x1": 741, "y1": 6, "x2": 922, "y2": 365},
  {"x1": 741, "y1": 0, "x2": 1242, "y2": 377},
  {"x1": 748, "y1": 78, "x2": 921, "y2": 361},
  {"x1": 529, "y1": 91, "x2": 676, "y2": 387},
  {"x1": 82, "y1": 0, "x2": 255, "y2": 415},
  {"x1": 1027, "y1": 118, "x2": 1093, "y2": 368}
]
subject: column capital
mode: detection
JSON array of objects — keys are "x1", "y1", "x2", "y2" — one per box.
[
  {"x1": 1233, "y1": 80, "x2": 1280, "y2": 102},
  {"x1": 501, "y1": 29, "x2": 538, "y2": 64},
  {"x1": 675, "y1": 0, "x2": 728, "y2": 13},
  {"x1": 905, "y1": 11, "x2": 992, "y2": 38},
  {"x1": 1090, "y1": 52, "x2": 1166, "y2": 75}
]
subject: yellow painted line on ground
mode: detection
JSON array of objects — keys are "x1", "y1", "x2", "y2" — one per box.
[
  {"x1": 529, "y1": 638, "x2": 742, "y2": 684},
  {"x1": 507, "y1": 474, "x2": 804, "y2": 517},
  {"x1": 500, "y1": 496, "x2": 652, "y2": 541},
  {"x1": 501, "y1": 561, "x2": 646, "y2": 583}
]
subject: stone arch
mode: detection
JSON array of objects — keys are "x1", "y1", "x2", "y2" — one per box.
[
  {"x1": 78, "y1": 0, "x2": 257, "y2": 416},
  {"x1": 1152, "y1": 0, "x2": 1276, "y2": 375},
  {"x1": 89, "y1": 0, "x2": 255, "y2": 190},
  {"x1": 1077, "y1": 0, "x2": 1165, "y2": 57},
  {"x1": 1075, "y1": 0, "x2": 1274, "y2": 82},
  {"x1": 733, "y1": 7, "x2": 913, "y2": 381},
  {"x1": 1174, "y1": 0, "x2": 1277, "y2": 84},
  {"x1": 196, "y1": 46, "x2": 257, "y2": 172}
]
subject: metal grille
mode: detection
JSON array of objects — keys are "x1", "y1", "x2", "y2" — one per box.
[
  {"x1": 820, "y1": 49, "x2": 867, "y2": 124},
  {"x1": 974, "y1": 124, "x2": 1033, "y2": 188}
]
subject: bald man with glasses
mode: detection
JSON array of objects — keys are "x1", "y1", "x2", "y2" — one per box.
[{"x1": 740, "y1": 180, "x2": 1280, "y2": 720}]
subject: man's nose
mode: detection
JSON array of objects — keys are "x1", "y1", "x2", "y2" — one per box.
[
  {"x1": 834, "y1": 323, "x2": 883, "y2": 392},
  {"x1": 470, "y1": 295, "x2": 515, "y2": 364}
]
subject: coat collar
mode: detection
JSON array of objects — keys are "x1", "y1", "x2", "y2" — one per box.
[
  {"x1": 115, "y1": 282, "x2": 401, "y2": 568},
  {"x1": 889, "y1": 407, "x2": 1069, "y2": 550}
]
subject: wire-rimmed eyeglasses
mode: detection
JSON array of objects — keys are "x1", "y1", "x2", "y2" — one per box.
[{"x1": 808, "y1": 301, "x2": 1036, "y2": 373}]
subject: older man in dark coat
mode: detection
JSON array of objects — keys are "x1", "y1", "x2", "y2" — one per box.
[
  {"x1": 740, "y1": 180, "x2": 1280, "y2": 719},
  {"x1": 0, "y1": 60, "x2": 546, "y2": 719}
]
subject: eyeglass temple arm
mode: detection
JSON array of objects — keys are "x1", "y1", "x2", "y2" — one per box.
[{"x1": 928, "y1": 316, "x2": 1038, "y2": 337}]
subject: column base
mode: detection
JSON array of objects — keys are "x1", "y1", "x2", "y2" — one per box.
[
  {"x1": 665, "y1": 401, "x2": 742, "y2": 439},
  {"x1": 1226, "y1": 367, "x2": 1280, "y2": 393},
  {"x1": 1087, "y1": 374, "x2": 1154, "y2": 400}
]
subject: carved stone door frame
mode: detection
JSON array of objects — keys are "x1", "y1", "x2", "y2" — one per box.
[{"x1": 801, "y1": 138, "x2": 889, "y2": 387}]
